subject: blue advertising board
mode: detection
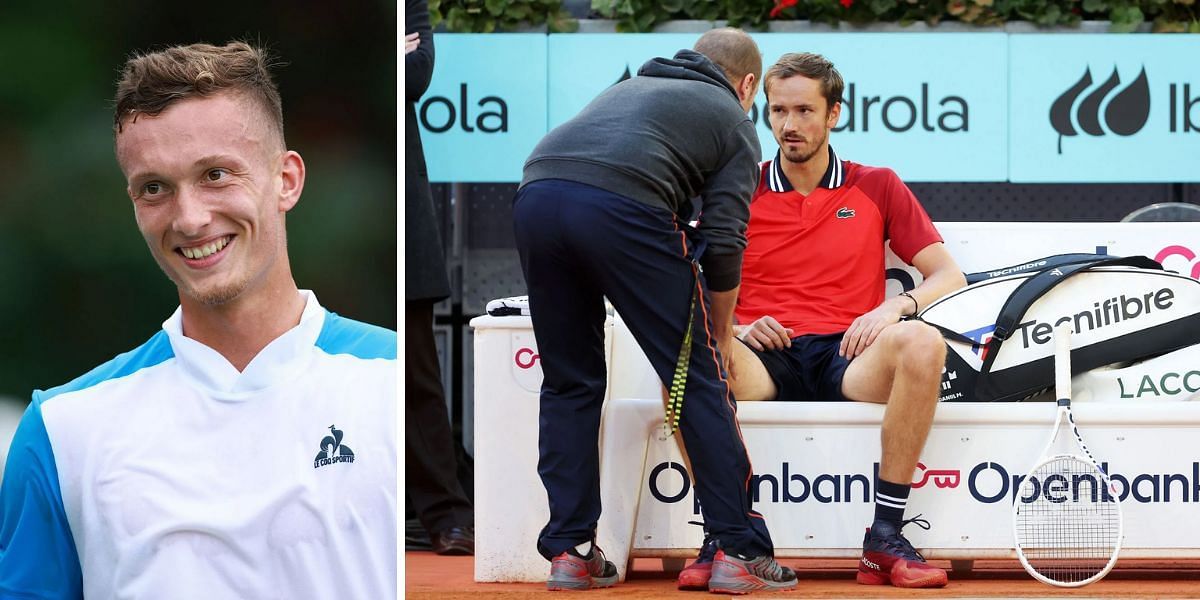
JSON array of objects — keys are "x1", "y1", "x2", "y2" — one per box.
[
  {"x1": 415, "y1": 32, "x2": 1198, "y2": 183},
  {"x1": 415, "y1": 34, "x2": 547, "y2": 182},
  {"x1": 547, "y1": 33, "x2": 1007, "y2": 182},
  {"x1": 1009, "y1": 35, "x2": 1200, "y2": 182}
]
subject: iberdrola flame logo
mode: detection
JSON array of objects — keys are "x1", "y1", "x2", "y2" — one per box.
[{"x1": 1050, "y1": 66, "x2": 1150, "y2": 154}]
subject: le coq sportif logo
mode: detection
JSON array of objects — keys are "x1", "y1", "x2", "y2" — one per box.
[{"x1": 1050, "y1": 66, "x2": 1151, "y2": 154}]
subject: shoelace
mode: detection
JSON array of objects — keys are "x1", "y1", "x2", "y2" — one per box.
[
  {"x1": 572, "y1": 545, "x2": 614, "y2": 576},
  {"x1": 882, "y1": 515, "x2": 932, "y2": 562},
  {"x1": 748, "y1": 554, "x2": 786, "y2": 580},
  {"x1": 691, "y1": 521, "x2": 787, "y2": 581},
  {"x1": 589, "y1": 547, "x2": 618, "y2": 577},
  {"x1": 687, "y1": 520, "x2": 718, "y2": 562}
]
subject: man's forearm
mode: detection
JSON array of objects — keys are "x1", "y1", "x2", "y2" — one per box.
[
  {"x1": 908, "y1": 269, "x2": 968, "y2": 314},
  {"x1": 708, "y1": 286, "x2": 739, "y2": 338}
]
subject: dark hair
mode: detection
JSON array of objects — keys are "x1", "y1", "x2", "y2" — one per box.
[
  {"x1": 693, "y1": 28, "x2": 762, "y2": 89},
  {"x1": 114, "y1": 41, "x2": 284, "y2": 145},
  {"x1": 764, "y1": 52, "x2": 844, "y2": 111}
]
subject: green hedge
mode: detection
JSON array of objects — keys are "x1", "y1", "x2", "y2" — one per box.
[
  {"x1": 431, "y1": 0, "x2": 580, "y2": 32},
  {"x1": 432, "y1": 0, "x2": 1199, "y2": 33}
]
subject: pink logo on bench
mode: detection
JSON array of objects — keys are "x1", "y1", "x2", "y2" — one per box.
[
  {"x1": 912, "y1": 462, "x2": 961, "y2": 489},
  {"x1": 1155, "y1": 246, "x2": 1200, "y2": 280},
  {"x1": 515, "y1": 347, "x2": 540, "y2": 369}
]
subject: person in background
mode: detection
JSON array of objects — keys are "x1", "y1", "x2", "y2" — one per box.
[{"x1": 404, "y1": 0, "x2": 476, "y2": 556}]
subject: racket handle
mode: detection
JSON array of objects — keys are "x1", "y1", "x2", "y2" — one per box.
[{"x1": 1054, "y1": 323, "x2": 1072, "y2": 403}]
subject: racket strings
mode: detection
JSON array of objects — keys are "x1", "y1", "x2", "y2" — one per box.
[{"x1": 1014, "y1": 456, "x2": 1121, "y2": 585}]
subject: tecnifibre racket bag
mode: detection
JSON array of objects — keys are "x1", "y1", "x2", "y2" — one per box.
[{"x1": 919, "y1": 254, "x2": 1200, "y2": 402}]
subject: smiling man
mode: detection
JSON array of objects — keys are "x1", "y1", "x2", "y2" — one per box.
[{"x1": 0, "y1": 42, "x2": 396, "y2": 599}]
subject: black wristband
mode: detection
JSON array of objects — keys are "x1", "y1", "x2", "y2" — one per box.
[{"x1": 900, "y1": 291, "x2": 919, "y2": 316}]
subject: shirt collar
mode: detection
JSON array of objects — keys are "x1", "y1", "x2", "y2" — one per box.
[
  {"x1": 767, "y1": 145, "x2": 844, "y2": 193},
  {"x1": 161, "y1": 290, "x2": 326, "y2": 396}
]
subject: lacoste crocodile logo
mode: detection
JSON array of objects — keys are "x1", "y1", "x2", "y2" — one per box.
[{"x1": 837, "y1": 207, "x2": 855, "y2": 219}]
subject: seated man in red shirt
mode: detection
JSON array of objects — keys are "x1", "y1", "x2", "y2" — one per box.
[{"x1": 678, "y1": 52, "x2": 966, "y2": 591}]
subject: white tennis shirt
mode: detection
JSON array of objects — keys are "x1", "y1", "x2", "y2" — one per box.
[{"x1": 0, "y1": 291, "x2": 396, "y2": 599}]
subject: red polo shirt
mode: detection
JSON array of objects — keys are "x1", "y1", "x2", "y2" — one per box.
[{"x1": 735, "y1": 147, "x2": 941, "y2": 336}]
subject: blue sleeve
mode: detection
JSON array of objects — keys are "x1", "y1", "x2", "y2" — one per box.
[
  {"x1": 316, "y1": 313, "x2": 396, "y2": 360},
  {"x1": 0, "y1": 398, "x2": 82, "y2": 599}
]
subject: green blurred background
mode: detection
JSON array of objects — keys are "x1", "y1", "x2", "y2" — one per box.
[{"x1": 0, "y1": 1, "x2": 398, "y2": 400}]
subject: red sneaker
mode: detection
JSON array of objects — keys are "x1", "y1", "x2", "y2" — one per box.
[
  {"x1": 676, "y1": 536, "x2": 717, "y2": 590},
  {"x1": 856, "y1": 517, "x2": 948, "y2": 588},
  {"x1": 546, "y1": 545, "x2": 619, "y2": 591}
]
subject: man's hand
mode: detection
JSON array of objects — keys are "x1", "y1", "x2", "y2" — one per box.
[
  {"x1": 737, "y1": 315, "x2": 793, "y2": 351},
  {"x1": 405, "y1": 32, "x2": 421, "y2": 54},
  {"x1": 716, "y1": 332, "x2": 738, "y2": 381},
  {"x1": 707, "y1": 286, "x2": 740, "y2": 381},
  {"x1": 839, "y1": 298, "x2": 906, "y2": 358}
]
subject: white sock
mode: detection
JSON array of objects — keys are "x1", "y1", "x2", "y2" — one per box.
[{"x1": 574, "y1": 541, "x2": 592, "y2": 557}]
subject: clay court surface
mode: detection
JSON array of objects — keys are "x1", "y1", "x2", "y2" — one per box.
[{"x1": 405, "y1": 553, "x2": 1200, "y2": 598}]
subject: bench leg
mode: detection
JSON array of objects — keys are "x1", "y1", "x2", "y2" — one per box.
[
  {"x1": 661, "y1": 557, "x2": 686, "y2": 574},
  {"x1": 950, "y1": 559, "x2": 974, "y2": 574}
]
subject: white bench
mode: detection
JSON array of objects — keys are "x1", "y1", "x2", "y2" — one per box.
[{"x1": 472, "y1": 222, "x2": 1200, "y2": 582}]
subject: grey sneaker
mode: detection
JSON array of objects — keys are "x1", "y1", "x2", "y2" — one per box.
[
  {"x1": 708, "y1": 549, "x2": 797, "y2": 594},
  {"x1": 546, "y1": 545, "x2": 619, "y2": 591}
]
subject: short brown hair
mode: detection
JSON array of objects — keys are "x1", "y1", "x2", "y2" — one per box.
[
  {"x1": 114, "y1": 41, "x2": 284, "y2": 145},
  {"x1": 764, "y1": 52, "x2": 844, "y2": 111},
  {"x1": 693, "y1": 28, "x2": 762, "y2": 90}
]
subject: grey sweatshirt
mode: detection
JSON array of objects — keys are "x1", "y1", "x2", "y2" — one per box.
[{"x1": 521, "y1": 49, "x2": 760, "y2": 292}]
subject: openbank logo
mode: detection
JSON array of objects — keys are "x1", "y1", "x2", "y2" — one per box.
[
  {"x1": 1050, "y1": 66, "x2": 1150, "y2": 154},
  {"x1": 647, "y1": 460, "x2": 1200, "y2": 511}
]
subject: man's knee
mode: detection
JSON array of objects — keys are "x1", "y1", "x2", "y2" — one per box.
[{"x1": 882, "y1": 321, "x2": 946, "y2": 372}]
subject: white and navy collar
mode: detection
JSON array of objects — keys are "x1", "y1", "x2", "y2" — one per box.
[
  {"x1": 162, "y1": 290, "x2": 326, "y2": 396},
  {"x1": 766, "y1": 145, "x2": 845, "y2": 193}
]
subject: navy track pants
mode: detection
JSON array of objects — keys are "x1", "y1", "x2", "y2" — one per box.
[{"x1": 512, "y1": 178, "x2": 774, "y2": 561}]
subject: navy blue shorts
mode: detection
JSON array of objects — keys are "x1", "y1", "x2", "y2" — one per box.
[{"x1": 744, "y1": 332, "x2": 852, "y2": 402}]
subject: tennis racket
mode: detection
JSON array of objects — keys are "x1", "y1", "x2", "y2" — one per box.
[{"x1": 1012, "y1": 324, "x2": 1123, "y2": 587}]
